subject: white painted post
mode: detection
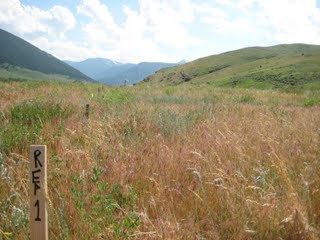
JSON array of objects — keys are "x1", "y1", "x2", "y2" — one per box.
[{"x1": 30, "y1": 145, "x2": 48, "y2": 240}]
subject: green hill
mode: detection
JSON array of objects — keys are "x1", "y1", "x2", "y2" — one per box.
[
  {"x1": 143, "y1": 44, "x2": 320, "y2": 90},
  {"x1": 0, "y1": 29, "x2": 92, "y2": 81}
]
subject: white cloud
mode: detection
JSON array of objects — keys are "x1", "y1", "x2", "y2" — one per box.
[
  {"x1": 255, "y1": 0, "x2": 320, "y2": 44},
  {"x1": 0, "y1": 0, "x2": 320, "y2": 62},
  {"x1": 0, "y1": 0, "x2": 75, "y2": 35},
  {"x1": 201, "y1": 0, "x2": 320, "y2": 45},
  {"x1": 0, "y1": 0, "x2": 79, "y2": 60},
  {"x1": 77, "y1": 0, "x2": 120, "y2": 45},
  {"x1": 0, "y1": 0, "x2": 89, "y2": 59},
  {"x1": 48, "y1": 6, "x2": 76, "y2": 33},
  {"x1": 31, "y1": 37, "x2": 94, "y2": 61},
  {"x1": 75, "y1": 0, "x2": 202, "y2": 62},
  {"x1": 137, "y1": 0, "x2": 199, "y2": 48}
]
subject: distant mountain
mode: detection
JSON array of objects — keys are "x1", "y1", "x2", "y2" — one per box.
[
  {"x1": 64, "y1": 58, "x2": 121, "y2": 79},
  {"x1": 96, "y1": 62, "x2": 179, "y2": 85},
  {"x1": 0, "y1": 29, "x2": 92, "y2": 81},
  {"x1": 177, "y1": 59, "x2": 187, "y2": 64},
  {"x1": 65, "y1": 58, "x2": 182, "y2": 85},
  {"x1": 143, "y1": 44, "x2": 320, "y2": 89},
  {"x1": 94, "y1": 63, "x2": 135, "y2": 84}
]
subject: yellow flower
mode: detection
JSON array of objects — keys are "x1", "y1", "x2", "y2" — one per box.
[{"x1": 3, "y1": 232, "x2": 12, "y2": 236}]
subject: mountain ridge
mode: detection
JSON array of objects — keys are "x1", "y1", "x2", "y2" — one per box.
[
  {"x1": 97, "y1": 61, "x2": 179, "y2": 85},
  {"x1": 65, "y1": 58, "x2": 182, "y2": 85},
  {"x1": 64, "y1": 58, "x2": 122, "y2": 80}
]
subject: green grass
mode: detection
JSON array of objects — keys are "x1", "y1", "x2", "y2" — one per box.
[
  {"x1": 231, "y1": 95, "x2": 258, "y2": 104},
  {"x1": 101, "y1": 89, "x2": 134, "y2": 105},
  {"x1": 228, "y1": 78, "x2": 273, "y2": 89},
  {"x1": 164, "y1": 86, "x2": 177, "y2": 96},
  {"x1": 301, "y1": 91, "x2": 320, "y2": 107},
  {"x1": 71, "y1": 166, "x2": 141, "y2": 238},
  {"x1": 0, "y1": 101, "x2": 72, "y2": 153},
  {"x1": 151, "y1": 95, "x2": 196, "y2": 105}
]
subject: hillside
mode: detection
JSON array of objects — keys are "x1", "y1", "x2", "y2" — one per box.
[
  {"x1": 144, "y1": 44, "x2": 320, "y2": 89},
  {"x1": 0, "y1": 63, "x2": 83, "y2": 82},
  {"x1": 65, "y1": 58, "x2": 121, "y2": 79},
  {"x1": 0, "y1": 29, "x2": 92, "y2": 81}
]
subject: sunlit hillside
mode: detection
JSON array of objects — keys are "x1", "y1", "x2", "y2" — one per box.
[{"x1": 144, "y1": 44, "x2": 320, "y2": 90}]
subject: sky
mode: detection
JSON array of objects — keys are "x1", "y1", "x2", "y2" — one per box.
[{"x1": 0, "y1": 0, "x2": 320, "y2": 63}]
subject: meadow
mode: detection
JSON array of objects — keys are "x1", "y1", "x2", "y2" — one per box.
[{"x1": 0, "y1": 78, "x2": 320, "y2": 239}]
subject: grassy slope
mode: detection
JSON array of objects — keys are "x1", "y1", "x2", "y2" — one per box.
[
  {"x1": 143, "y1": 44, "x2": 320, "y2": 90},
  {"x1": 0, "y1": 79, "x2": 320, "y2": 239},
  {"x1": 0, "y1": 63, "x2": 81, "y2": 82},
  {"x1": 0, "y1": 29, "x2": 92, "y2": 81}
]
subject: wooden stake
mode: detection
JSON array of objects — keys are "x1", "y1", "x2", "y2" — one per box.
[
  {"x1": 85, "y1": 104, "x2": 90, "y2": 120},
  {"x1": 30, "y1": 145, "x2": 48, "y2": 240}
]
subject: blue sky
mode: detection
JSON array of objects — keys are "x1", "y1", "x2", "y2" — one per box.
[{"x1": 1, "y1": 0, "x2": 320, "y2": 63}]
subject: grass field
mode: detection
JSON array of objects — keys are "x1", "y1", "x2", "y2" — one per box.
[{"x1": 0, "y1": 79, "x2": 320, "y2": 239}]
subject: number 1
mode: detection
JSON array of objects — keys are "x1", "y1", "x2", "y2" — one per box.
[{"x1": 34, "y1": 200, "x2": 41, "y2": 221}]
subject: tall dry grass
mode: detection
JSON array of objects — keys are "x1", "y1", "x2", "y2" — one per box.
[{"x1": 0, "y1": 80, "x2": 320, "y2": 239}]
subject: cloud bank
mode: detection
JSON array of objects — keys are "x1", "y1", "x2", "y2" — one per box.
[{"x1": 0, "y1": 0, "x2": 319, "y2": 62}]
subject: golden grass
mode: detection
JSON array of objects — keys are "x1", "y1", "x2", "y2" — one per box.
[{"x1": 0, "y1": 81, "x2": 320, "y2": 239}]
